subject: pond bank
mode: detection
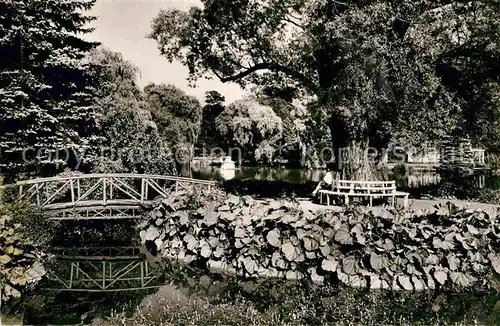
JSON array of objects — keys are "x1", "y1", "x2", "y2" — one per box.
[
  {"x1": 294, "y1": 197, "x2": 500, "y2": 216},
  {"x1": 88, "y1": 268, "x2": 500, "y2": 326}
]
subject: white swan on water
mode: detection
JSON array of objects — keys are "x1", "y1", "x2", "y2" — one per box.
[{"x1": 220, "y1": 156, "x2": 236, "y2": 170}]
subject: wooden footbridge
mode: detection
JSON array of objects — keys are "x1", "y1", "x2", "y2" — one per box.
[{"x1": 0, "y1": 173, "x2": 216, "y2": 220}]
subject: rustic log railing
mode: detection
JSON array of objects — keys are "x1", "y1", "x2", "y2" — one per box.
[{"x1": 0, "y1": 174, "x2": 217, "y2": 219}]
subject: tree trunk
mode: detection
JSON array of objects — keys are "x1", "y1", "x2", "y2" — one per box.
[
  {"x1": 329, "y1": 113, "x2": 377, "y2": 180},
  {"x1": 343, "y1": 140, "x2": 377, "y2": 181}
]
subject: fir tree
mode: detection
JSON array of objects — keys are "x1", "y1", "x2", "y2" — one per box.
[{"x1": 0, "y1": 0, "x2": 101, "y2": 176}]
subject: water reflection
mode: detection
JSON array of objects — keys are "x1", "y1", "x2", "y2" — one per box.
[
  {"x1": 192, "y1": 165, "x2": 497, "y2": 189},
  {"x1": 45, "y1": 247, "x2": 162, "y2": 292},
  {"x1": 192, "y1": 165, "x2": 324, "y2": 183},
  {"x1": 219, "y1": 168, "x2": 236, "y2": 180}
]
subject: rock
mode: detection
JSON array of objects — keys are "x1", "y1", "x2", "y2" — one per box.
[{"x1": 137, "y1": 285, "x2": 189, "y2": 315}]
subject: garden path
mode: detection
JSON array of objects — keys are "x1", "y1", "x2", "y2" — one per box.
[{"x1": 295, "y1": 198, "x2": 500, "y2": 216}]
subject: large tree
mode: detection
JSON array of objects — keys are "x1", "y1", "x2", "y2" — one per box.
[
  {"x1": 197, "y1": 90, "x2": 226, "y2": 151},
  {"x1": 88, "y1": 47, "x2": 176, "y2": 175},
  {"x1": 216, "y1": 98, "x2": 283, "y2": 164},
  {"x1": 143, "y1": 83, "x2": 203, "y2": 174},
  {"x1": 0, "y1": 0, "x2": 101, "y2": 176},
  {"x1": 148, "y1": 0, "x2": 500, "y2": 178}
]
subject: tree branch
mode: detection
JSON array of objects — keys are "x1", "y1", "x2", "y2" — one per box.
[{"x1": 217, "y1": 62, "x2": 320, "y2": 95}]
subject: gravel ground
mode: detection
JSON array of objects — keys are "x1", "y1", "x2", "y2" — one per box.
[{"x1": 296, "y1": 197, "x2": 500, "y2": 216}]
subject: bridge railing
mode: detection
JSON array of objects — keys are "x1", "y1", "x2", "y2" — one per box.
[{"x1": 0, "y1": 173, "x2": 217, "y2": 211}]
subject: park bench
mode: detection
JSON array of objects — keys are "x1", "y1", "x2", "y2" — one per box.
[{"x1": 318, "y1": 180, "x2": 409, "y2": 208}]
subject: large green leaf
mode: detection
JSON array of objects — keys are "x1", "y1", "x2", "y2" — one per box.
[
  {"x1": 319, "y1": 245, "x2": 331, "y2": 257},
  {"x1": 184, "y1": 234, "x2": 198, "y2": 251},
  {"x1": 3, "y1": 284, "x2": 21, "y2": 299},
  {"x1": 425, "y1": 255, "x2": 440, "y2": 265},
  {"x1": 0, "y1": 254, "x2": 11, "y2": 264},
  {"x1": 432, "y1": 237, "x2": 454, "y2": 250},
  {"x1": 234, "y1": 226, "x2": 246, "y2": 238},
  {"x1": 434, "y1": 270, "x2": 448, "y2": 285},
  {"x1": 200, "y1": 243, "x2": 212, "y2": 258},
  {"x1": 303, "y1": 236, "x2": 319, "y2": 251},
  {"x1": 370, "y1": 253, "x2": 388, "y2": 271},
  {"x1": 213, "y1": 246, "x2": 225, "y2": 258},
  {"x1": 450, "y1": 272, "x2": 476, "y2": 287},
  {"x1": 342, "y1": 256, "x2": 358, "y2": 275},
  {"x1": 466, "y1": 224, "x2": 479, "y2": 235},
  {"x1": 285, "y1": 270, "x2": 304, "y2": 280},
  {"x1": 27, "y1": 261, "x2": 46, "y2": 284},
  {"x1": 179, "y1": 211, "x2": 190, "y2": 225},
  {"x1": 227, "y1": 194, "x2": 240, "y2": 206},
  {"x1": 334, "y1": 227, "x2": 353, "y2": 245},
  {"x1": 281, "y1": 242, "x2": 301, "y2": 262},
  {"x1": 321, "y1": 257, "x2": 339, "y2": 272},
  {"x1": 308, "y1": 267, "x2": 324, "y2": 284},
  {"x1": 203, "y1": 210, "x2": 219, "y2": 227},
  {"x1": 397, "y1": 275, "x2": 413, "y2": 291},
  {"x1": 447, "y1": 254, "x2": 460, "y2": 271},
  {"x1": 141, "y1": 226, "x2": 160, "y2": 242},
  {"x1": 271, "y1": 252, "x2": 287, "y2": 269},
  {"x1": 266, "y1": 229, "x2": 281, "y2": 247},
  {"x1": 487, "y1": 253, "x2": 500, "y2": 274},
  {"x1": 242, "y1": 256, "x2": 258, "y2": 274}
]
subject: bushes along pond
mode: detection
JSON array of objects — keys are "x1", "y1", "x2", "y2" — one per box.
[{"x1": 138, "y1": 187, "x2": 500, "y2": 292}]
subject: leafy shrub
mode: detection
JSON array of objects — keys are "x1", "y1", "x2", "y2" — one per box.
[
  {"x1": 0, "y1": 202, "x2": 53, "y2": 309},
  {"x1": 138, "y1": 188, "x2": 500, "y2": 293}
]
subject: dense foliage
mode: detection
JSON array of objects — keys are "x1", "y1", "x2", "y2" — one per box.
[
  {"x1": 216, "y1": 98, "x2": 283, "y2": 163},
  {"x1": 0, "y1": 0, "x2": 101, "y2": 175},
  {"x1": 144, "y1": 83, "x2": 203, "y2": 173},
  {"x1": 197, "y1": 90, "x2": 226, "y2": 151},
  {"x1": 139, "y1": 188, "x2": 500, "y2": 293},
  {"x1": 88, "y1": 48, "x2": 176, "y2": 175},
  {"x1": 149, "y1": 0, "x2": 500, "y2": 174},
  {"x1": 0, "y1": 203, "x2": 53, "y2": 310}
]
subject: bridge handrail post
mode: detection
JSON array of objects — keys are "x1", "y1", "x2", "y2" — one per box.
[
  {"x1": 70, "y1": 179, "x2": 75, "y2": 204},
  {"x1": 103, "y1": 178, "x2": 107, "y2": 206},
  {"x1": 18, "y1": 185, "x2": 23, "y2": 201},
  {"x1": 35, "y1": 183, "x2": 40, "y2": 206},
  {"x1": 140, "y1": 262, "x2": 145, "y2": 287},
  {"x1": 140, "y1": 178, "x2": 145, "y2": 204}
]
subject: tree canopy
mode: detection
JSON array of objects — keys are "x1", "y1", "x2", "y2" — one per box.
[
  {"x1": 0, "y1": 0, "x2": 101, "y2": 175},
  {"x1": 216, "y1": 98, "x2": 283, "y2": 163},
  {"x1": 88, "y1": 47, "x2": 176, "y2": 175},
  {"x1": 143, "y1": 83, "x2": 203, "y2": 171},
  {"x1": 149, "y1": 0, "x2": 500, "y2": 174},
  {"x1": 197, "y1": 90, "x2": 226, "y2": 150}
]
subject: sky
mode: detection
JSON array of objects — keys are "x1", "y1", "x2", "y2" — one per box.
[{"x1": 86, "y1": 0, "x2": 246, "y2": 104}]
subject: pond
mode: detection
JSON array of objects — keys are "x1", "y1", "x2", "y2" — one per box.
[{"x1": 191, "y1": 164, "x2": 500, "y2": 190}]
